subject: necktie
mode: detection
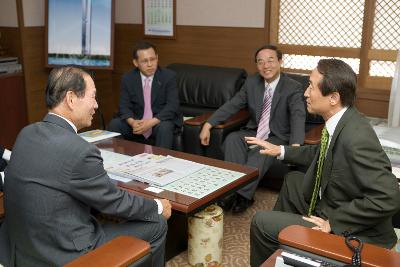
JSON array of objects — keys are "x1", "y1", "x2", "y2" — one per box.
[
  {"x1": 142, "y1": 77, "x2": 153, "y2": 139},
  {"x1": 256, "y1": 84, "x2": 273, "y2": 140},
  {"x1": 308, "y1": 127, "x2": 329, "y2": 216}
]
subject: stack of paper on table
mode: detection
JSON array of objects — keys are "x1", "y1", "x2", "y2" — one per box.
[
  {"x1": 101, "y1": 150, "x2": 205, "y2": 186},
  {"x1": 79, "y1": 130, "x2": 121, "y2": 143},
  {"x1": 373, "y1": 126, "x2": 400, "y2": 164}
]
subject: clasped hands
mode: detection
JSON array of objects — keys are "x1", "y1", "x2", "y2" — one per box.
[{"x1": 129, "y1": 118, "x2": 159, "y2": 135}]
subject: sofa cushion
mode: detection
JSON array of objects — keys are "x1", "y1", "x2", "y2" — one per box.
[{"x1": 167, "y1": 63, "x2": 247, "y2": 111}]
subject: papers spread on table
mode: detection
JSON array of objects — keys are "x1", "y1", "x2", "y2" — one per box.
[
  {"x1": 99, "y1": 149, "x2": 245, "y2": 198},
  {"x1": 108, "y1": 153, "x2": 205, "y2": 186},
  {"x1": 79, "y1": 130, "x2": 121, "y2": 143},
  {"x1": 101, "y1": 150, "x2": 204, "y2": 186},
  {"x1": 393, "y1": 166, "x2": 400, "y2": 178},
  {"x1": 373, "y1": 126, "x2": 400, "y2": 164},
  {"x1": 161, "y1": 165, "x2": 246, "y2": 199}
]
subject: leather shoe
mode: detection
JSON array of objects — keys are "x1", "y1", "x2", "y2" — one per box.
[
  {"x1": 218, "y1": 193, "x2": 237, "y2": 211},
  {"x1": 232, "y1": 195, "x2": 254, "y2": 213}
]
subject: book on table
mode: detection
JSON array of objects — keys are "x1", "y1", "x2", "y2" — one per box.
[{"x1": 79, "y1": 129, "x2": 121, "y2": 143}]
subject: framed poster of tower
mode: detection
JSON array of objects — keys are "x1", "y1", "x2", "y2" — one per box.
[{"x1": 45, "y1": 0, "x2": 115, "y2": 69}]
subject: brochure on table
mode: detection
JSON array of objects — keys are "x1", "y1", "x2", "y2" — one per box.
[{"x1": 79, "y1": 130, "x2": 120, "y2": 143}]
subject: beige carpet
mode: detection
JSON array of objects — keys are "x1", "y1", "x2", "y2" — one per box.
[{"x1": 166, "y1": 188, "x2": 278, "y2": 267}]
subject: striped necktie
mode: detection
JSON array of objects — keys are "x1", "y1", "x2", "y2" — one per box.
[
  {"x1": 256, "y1": 84, "x2": 273, "y2": 140},
  {"x1": 308, "y1": 127, "x2": 329, "y2": 216},
  {"x1": 142, "y1": 77, "x2": 153, "y2": 139}
]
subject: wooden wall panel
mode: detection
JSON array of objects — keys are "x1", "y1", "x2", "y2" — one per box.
[
  {"x1": 92, "y1": 70, "x2": 114, "y2": 129},
  {"x1": 356, "y1": 98, "x2": 388, "y2": 118},
  {"x1": 0, "y1": 73, "x2": 28, "y2": 148},
  {"x1": 114, "y1": 24, "x2": 143, "y2": 74},
  {"x1": 157, "y1": 26, "x2": 265, "y2": 72},
  {"x1": 19, "y1": 26, "x2": 49, "y2": 123},
  {"x1": 0, "y1": 27, "x2": 22, "y2": 59},
  {"x1": 356, "y1": 88, "x2": 390, "y2": 118}
]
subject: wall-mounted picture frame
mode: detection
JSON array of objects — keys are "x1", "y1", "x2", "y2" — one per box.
[
  {"x1": 45, "y1": 0, "x2": 115, "y2": 70},
  {"x1": 143, "y1": 0, "x2": 176, "y2": 39}
]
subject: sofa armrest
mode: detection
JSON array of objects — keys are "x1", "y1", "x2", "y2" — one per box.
[
  {"x1": 304, "y1": 124, "x2": 324, "y2": 145},
  {"x1": 278, "y1": 225, "x2": 400, "y2": 267},
  {"x1": 64, "y1": 236, "x2": 151, "y2": 267},
  {"x1": 0, "y1": 192, "x2": 4, "y2": 219},
  {"x1": 184, "y1": 109, "x2": 250, "y2": 129}
]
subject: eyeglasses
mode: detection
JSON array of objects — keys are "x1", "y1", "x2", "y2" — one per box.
[
  {"x1": 138, "y1": 56, "x2": 158, "y2": 65},
  {"x1": 256, "y1": 58, "x2": 277, "y2": 66}
]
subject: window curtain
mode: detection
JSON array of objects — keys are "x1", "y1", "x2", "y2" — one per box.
[{"x1": 388, "y1": 50, "x2": 400, "y2": 127}]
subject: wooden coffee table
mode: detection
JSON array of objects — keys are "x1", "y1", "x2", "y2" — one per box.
[{"x1": 96, "y1": 138, "x2": 258, "y2": 259}]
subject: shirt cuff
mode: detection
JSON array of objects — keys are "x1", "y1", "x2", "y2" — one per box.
[
  {"x1": 2, "y1": 149, "x2": 11, "y2": 161},
  {"x1": 1, "y1": 172, "x2": 4, "y2": 183},
  {"x1": 154, "y1": 199, "x2": 163, "y2": 215},
  {"x1": 278, "y1": 145, "x2": 285, "y2": 160}
]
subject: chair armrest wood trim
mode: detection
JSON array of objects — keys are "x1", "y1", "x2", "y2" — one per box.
[
  {"x1": 64, "y1": 236, "x2": 150, "y2": 267},
  {"x1": 278, "y1": 225, "x2": 400, "y2": 267},
  {"x1": 184, "y1": 110, "x2": 250, "y2": 129},
  {"x1": 304, "y1": 124, "x2": 324, "y2": 145}
]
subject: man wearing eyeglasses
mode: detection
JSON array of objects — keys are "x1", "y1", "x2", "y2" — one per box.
[
  {"x1": 199, "y1": 45, "x2": 306, "y2": 213},
  {"x1": 108, "y1": 41, "x2": 182, "y2": 149}
]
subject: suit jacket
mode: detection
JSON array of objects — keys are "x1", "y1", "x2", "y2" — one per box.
[
  {"x1": 119, "y1": 67, "x2": 183, "y2": 128},
  {"x1": 208, "y1": 73, "x2": 306, "y2": 144},
  {"x1": 285, "y1": 107, "x2": 400, "y2": 248},
  {"x1": 3, "y1": 114, "x2": 160, "y2": 266}
]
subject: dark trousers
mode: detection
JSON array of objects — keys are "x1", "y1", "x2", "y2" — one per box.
[
  {"x1": 250, "y1": 171, "x2": 315, "y2": 267},
  {"x1": 102, "y1": 214, "x2": 168, "y2": 267},
  {"x1": 223, "y1": 130, "x2": 287, "y2": 200},
  {"x1": 107, "y1": 117, "x2": 175, "y2": 149}
]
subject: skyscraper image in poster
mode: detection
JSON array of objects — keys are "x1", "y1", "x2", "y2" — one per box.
[{"x1": 47, "y1": 0, "x2": 113, "y2": 68}]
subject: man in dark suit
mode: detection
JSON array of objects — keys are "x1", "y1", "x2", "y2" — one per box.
[
  {"x1": 2, "y1": 67, "x2": 171, "y2": 266},
  {"x1": 108, "y1": 41, "x2": 182, "y2": 149},
  {"x1": 246, "y1": 59, "x2": 400, "y2": 266},
  {"x1": 199, "y1": 45, "x2": 306, "y2": 213}
]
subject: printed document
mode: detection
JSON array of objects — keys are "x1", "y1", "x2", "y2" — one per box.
[{"x1": 102, "y1": 152, "x2": 204, "y2": 186}]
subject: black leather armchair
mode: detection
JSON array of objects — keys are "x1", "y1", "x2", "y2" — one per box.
[{"x1": 167, "y1": 63, "x2": 248, "y2": 158}]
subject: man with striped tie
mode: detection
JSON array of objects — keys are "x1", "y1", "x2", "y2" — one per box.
[
  {"x1": 200, "y1": 45, "x2": 306, "y2": 213},
  {"x1": 246, "y1": 59, "x2": 400, "y2": 266}
]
